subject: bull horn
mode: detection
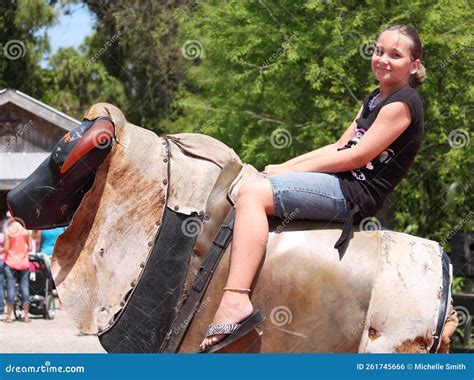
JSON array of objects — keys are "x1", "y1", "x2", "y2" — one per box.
[
  {"x1": 83, "y1": 103, "x2": 127, "y2": 133},
  {"x1": 60, "y1": 118, "x2": 115, "y2": 175}
]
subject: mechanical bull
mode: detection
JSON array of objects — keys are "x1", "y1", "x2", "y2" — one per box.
[{"x1": 6, "y1": 103, "x2": 458, "y2": 353}]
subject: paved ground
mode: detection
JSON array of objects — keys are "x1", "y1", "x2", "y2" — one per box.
[{"x1": 0, "y1": 301, "x2": 105, "y2": 353}]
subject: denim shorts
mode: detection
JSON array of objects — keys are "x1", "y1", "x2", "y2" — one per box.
[{"x1": 268, "y1": 172, "x2": 351, "y2": 223}]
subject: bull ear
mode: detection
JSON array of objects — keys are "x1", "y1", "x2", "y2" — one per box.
[{"x1": 60, "y1": 118, "x2": 115, "y2": 174}]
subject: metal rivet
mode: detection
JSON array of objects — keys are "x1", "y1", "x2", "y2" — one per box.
[
  {"x1": 148, "y1": 241, "x2": 153, "y2": 247},
  {"x1": 174, "y1": 205, "x2": 179, "y2": 211},
  {"x1": 155, "y1": 221, "x2": 161, "y2": 226},
  {"x1": 163, "y1": 179, "x2": 168, "y2": 185},
  {"x1": 120, "y1": 301, "x2": 125, "y2": 307},
  {"x1": 161, "y1": 198, "x2": 166, "y2": 205},
  {"x1": 109, "y1": 320, "x2": 113, "y2": 326},
  {"x1": 420, "y1": 342, "x2": 426, "y2": 350},
  {"x1": 98, "y1": 327, "x2": 103, "y2": 333},
  {"x1": 101, "y1": 306, "x2": 106, "y2": 312},
  {"x1": 140, "y1": 262, "x2": 145, "y2": 268},
  {"x1": 131, "y1": 281, "x2": 136, "y2": 287},
  {"x1": 163, "y1": 158, "x2": 168, "y2": 163}
]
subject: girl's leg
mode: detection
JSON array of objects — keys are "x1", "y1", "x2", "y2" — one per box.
[{"x1": 200, "y1": 179, "x2": 274, "y2": 349}]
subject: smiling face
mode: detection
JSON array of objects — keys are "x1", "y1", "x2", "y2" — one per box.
[{"x1": 371, "y1": 30, "x2": 420, "y2": 88}]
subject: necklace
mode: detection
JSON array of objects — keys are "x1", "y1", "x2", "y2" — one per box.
[{"x1": 368, "y1": 92, "x2": 381, "y2": 111}]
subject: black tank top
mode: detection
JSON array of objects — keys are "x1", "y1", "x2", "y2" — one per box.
[{"x1": 333, "y1": 86, "x2": 424, "y2": 257}]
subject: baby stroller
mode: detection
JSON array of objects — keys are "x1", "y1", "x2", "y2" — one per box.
[{"x1": 14, "y1": 254, "x2": 56, "y2": 320}]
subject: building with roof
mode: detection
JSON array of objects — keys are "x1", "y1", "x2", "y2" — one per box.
[{"x1": 0, "y1": 88, "x2": 80, "y2": 217}]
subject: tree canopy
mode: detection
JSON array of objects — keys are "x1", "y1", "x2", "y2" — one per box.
[{"x1": 0, "y1": 0, "x2": 472, "y2": 276}]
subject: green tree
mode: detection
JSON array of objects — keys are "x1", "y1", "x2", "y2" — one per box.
[
  {"x1": 0, "y1": 0, "x2": 57, "y2": 97},
  {"x1": 42, "y1": 47, "x2": 128, "y2": 119},
  {"x1": 82, "y1": 0, "x2": 194, "y2": 130}
]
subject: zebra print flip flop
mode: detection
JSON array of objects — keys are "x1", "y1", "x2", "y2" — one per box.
[{"x1": 198, "y1": 309, "x2": 265, "y2": 353}]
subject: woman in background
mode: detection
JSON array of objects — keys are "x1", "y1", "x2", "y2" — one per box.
[{"x1": 4, "y1": 212, "x2": 32, "y2": 323}]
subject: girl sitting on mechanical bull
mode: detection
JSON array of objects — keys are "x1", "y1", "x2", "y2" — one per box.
[{"x1": 200, "y1": 24, "x2": 428, "y2": 351}]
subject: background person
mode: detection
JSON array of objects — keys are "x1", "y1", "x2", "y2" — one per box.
[
  {"x1": 3, "y1": 212, "x2": 32, "y2": 323},
  {"x1": 0, "y1": 227, "x2": 5, "y2": 314}
]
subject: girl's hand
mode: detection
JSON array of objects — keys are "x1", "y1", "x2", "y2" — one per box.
[{"x1": 262, "y1": 164, "x2": 294, "y2": 177}]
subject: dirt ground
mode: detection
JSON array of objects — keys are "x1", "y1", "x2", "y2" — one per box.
[{"x1": 0, "y1": 301, "x2": 106, "y2": 353}]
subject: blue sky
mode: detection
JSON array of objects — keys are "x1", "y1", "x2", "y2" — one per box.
[{"x1": 41, "y1": 3, "x2": 95, "y2": 66}]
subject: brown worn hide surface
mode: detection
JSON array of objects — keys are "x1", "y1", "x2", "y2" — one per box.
[
  {"x1": 50, "y1": 104, "x2": 452, "y2": 352},
  {"x1": 179, "y1": 164, "x2": 450, "y2": 353},
  {"x1": 358, "y1": 232, "x2": 451, "y2": 353},
  {"x1": 52, "y1": 122, "x2": 241, "y2": 334},
  {"x1": 52, "y1": 123, "x2": 167, "y2": 333},
  {"x1": 180, "y1": 224, "x2": 448, "y2": 353}
]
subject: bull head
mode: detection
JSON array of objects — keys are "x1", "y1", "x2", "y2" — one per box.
[{"x1": 6, "y1": 103, "x2": 125, "y2": 230}]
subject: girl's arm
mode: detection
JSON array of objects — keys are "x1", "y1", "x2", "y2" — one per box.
[
  {"x1": 280, "y1": 105, "x2": 364, "y2": 168},
  {"x1": 280, "y1": 143, "x2": 339, "y2": 168},
  {"x1": 290, "y1": 102, "x2": 412, "y2": 173}
]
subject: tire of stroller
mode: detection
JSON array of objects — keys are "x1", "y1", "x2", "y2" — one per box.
[
  {"x1": 13, "y1": 303, "x2": 24, "y2": 320},
  {"x1": 44, "y1": 295, "x2": 56, "y2": 320}
]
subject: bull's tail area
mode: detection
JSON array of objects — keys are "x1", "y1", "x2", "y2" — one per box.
[
  {"x1": 434, "y1": 248, "x2": 458, "y2": 353},
  {"x1": 358, "y1": 234, "x2": 455, "y2": 353}
]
